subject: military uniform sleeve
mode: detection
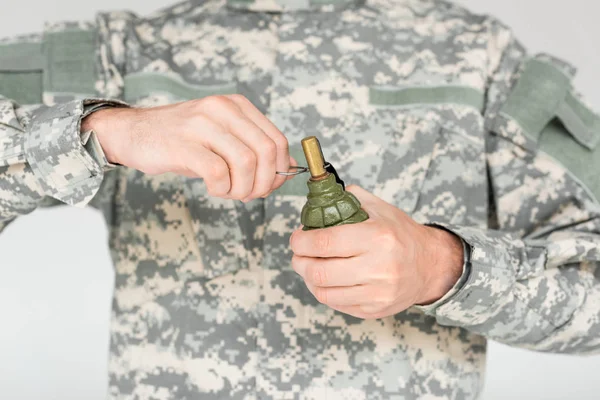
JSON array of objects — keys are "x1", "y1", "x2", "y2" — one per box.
[
  {"x1": 0, "y1": 24, "x2": 128, "y2": 233},
  {"x1": 417, "y1": 20, "x2": 600, "y2": 354}
]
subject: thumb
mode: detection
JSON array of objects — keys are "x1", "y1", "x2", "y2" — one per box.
[
  {"x1": 346, "y1": 185, "x2": 400, "y2": 221},
  {"x1": 345, "y1": 184, "x2": 382, "y2": 208}
]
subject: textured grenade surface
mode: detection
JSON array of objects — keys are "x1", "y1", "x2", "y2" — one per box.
[{"x1": 301, "y1": 174, "x2": 369, "y2": 230}]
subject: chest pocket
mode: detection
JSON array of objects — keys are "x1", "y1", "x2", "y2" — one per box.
[
  {"x1": 364, "y1": 85, "x2": 487, "y2": 223},
  {"x1": 348, "y1": 111, "x2": 442, "y2": 214},
  {"x1": 271, "y1": 85, "x2": 486, "y2": 218},
  {"x1": 183, "y1": 178, "x2": 249, "y2": 280}
]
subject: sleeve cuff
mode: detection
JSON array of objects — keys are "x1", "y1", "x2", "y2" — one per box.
[
  {"x1": 414, "y1": 224, "x2": 520, "y2": 326},
  {"x1": 24, "y1": 98, "x2": 128, "y2": 207}
]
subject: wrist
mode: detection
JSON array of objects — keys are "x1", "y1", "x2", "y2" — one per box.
[
  {"x1": 417, "y1": 226, "x2": 464, "y2": 305},
  {"x1": 81, "y1": 107, "x2": 137, "y2": 165}
]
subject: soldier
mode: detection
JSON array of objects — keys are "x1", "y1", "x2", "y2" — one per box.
[{"x1": 1, "y1": 0, "x2": 599, "y2": 399}]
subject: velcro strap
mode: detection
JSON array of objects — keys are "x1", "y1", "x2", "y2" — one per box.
[
  {"x1": 0, "y1": 26, "x2": 99, "y2": 105},
  {"x1": 0, "y1": 40, "x2": 44, "y2": 104},
  {"x1": 43, "y1": 27, "x2": 98, "y2": 100},
  {"x1": 539, "y1": 120, "x2": 600, "y2": 203},
  {"x1": 369, "y1": 85, "x2": 485, "y2": 112},
  {"x1": 0, "y1": 42, "x2": 44, "y2": 71},
  {"x1": 227, "y1": 0, "x2": 362, "y2": 12},
  {"x1": 123, "y1": 72, "x2": 238, "y2": 103},
  {"x1": 493, "y1": 54, "x2": 600, "y2": 151},
  {"x1": 556, "y1": 91, "x2": 600, "y2": 150}
]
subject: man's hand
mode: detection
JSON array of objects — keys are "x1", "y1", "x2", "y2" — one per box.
[
  {"x1": 290, "y1": 185, "x2": 464, "y2": 320},
  {"x1": 82, "y1": 95, "x2": 291, "y2": 202}
]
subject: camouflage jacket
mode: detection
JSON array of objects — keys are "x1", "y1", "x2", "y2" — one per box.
[{"x1": 2, "y1": 1, "x2": 600, "y2": 399}]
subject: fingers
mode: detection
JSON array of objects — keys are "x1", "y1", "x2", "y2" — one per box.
[
  {"x1": 201, "y1": 125, "x2": 257, "y2": 200},
  {"x1": 220, "y1": 109, "x2": 277, "y2": 200},
  {"x1": 290, "y1": 220, "x2": 379, "y2": 258},
  {"x1": 345, "y1": 185, "x2": 377, "y2": 203},
  {"x1": 291, "y1": 255, "x2": 367, "y2": 287},
  {"x1": 226, "y1": 94, "x2": 290, "y2": 192},
  {"x1": 305, "y1": 283, "x2": 369, "y2": 307},
  {"x1": 345, "y1": 184, "x2": 385, "y2": 214},
  {"x1": 182, "y1": 147, "x2": 232, "y2": 196},
  {"x1": 286, "y1": 155, "x2": 298, "y2": 181},
  {"x1": 305, "y1": 283, "x2": 403, "y2": 320},
  {"x1": 327, "y1": 304, "x2": 393, "y2": 320},
  {"x1": 183, "y1": 95, "x2": 289, "y2": 201},
  {"x1": 123, "y1": 96, "x2": 289, "y2": 201}
]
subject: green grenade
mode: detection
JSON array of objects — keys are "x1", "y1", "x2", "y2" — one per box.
[{"x1": 300, "y1": 136, "x2": 369, "y2": 231}]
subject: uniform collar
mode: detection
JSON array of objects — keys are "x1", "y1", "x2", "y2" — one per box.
[{"x1": 227, "y1": 0, "x2": 365, "y2": 12}]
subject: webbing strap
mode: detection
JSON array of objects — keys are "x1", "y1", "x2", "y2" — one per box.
[
  {"x1": 124, "y1": 72, "x2": 238, "y2": 102},
  {"x1": 498, "y1": 56, "x2": 600, "y2": 150},
  {"x1": 369, "y1": 85, "x2": 485, "y2": 112}
]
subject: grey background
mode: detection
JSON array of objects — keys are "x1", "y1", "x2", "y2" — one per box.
[{"x1": 1, "y1": 1, "x2": 599, "y2": 399}]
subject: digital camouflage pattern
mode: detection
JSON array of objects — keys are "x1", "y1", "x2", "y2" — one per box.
[{"x1": 1, "y1": 0, "x2": 600, "y2": 399}]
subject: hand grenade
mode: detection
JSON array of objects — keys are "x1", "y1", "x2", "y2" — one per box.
[{"x1": 300, "y1": 136, "x2": 369, "y2": 231}]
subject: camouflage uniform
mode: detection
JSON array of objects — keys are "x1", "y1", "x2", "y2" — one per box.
[{"x1": 2, "y1": 0, "x2": 600, "y2": 398}]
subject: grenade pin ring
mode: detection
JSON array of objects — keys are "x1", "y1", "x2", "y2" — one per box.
[{"x1": 276, "y1": 166, "x2": 309, "y2": 176}]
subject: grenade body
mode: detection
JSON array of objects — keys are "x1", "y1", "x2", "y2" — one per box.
[{"x1": 300, "y1": 174, "x2": 369, "y2": 231}]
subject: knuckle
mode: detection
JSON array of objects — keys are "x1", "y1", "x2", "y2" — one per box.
[
  {"x1": 290, "y1": 255, "x2": 303, "y2": 273},
  {"x1": 229, "y1": 93, "x2": 250, "y2": 104},
  {"x1": 274, "y1": 135, "x2": 289, "y2": 153},
  {"x1": 382, "y1": 264, "x2": 401, "y2": 285},
  {"x1": 308, "y1": 264, "x2": 327, "y2": 286},
  {"x1": 289, "y1": 230, "x2": 299, "y2": 252},
  {"x1": 187, "y1": 113, "x2": 213, "y2": 130},
  {"x1": 314, "y1": 231, "x2": 331, "y2": 255},
  {"x1": 206, "y1": 162, "x2": 229, "y2": 182},
  {"x1": 314, "y1": 287, "x2": 328, "y2": 305},
  {"x1": 232, "y1": 181, "x2": 254, "y2": 199},
  {"x1": 239, "y1": 150, "x2": 257, "y2": 169},
  {"x1": 206, "y1": 184, "x2": 227, "y2": 197},
  {"x1": 261, "y1": 139, "x2": 277, "y2": 161},
  {"x1": 199, "y1": 95, "x2": 231, "y2": 111},
  {"x1": 377, "y1": 228, "x2": 397, "y2": 251},
  {"x1": 230, "y1": 187, "x2": 252, "y2": 200},
  {"x1": 205, "y1": 186, "x2": 221, "y2": 197},
  {"x1": 380, "y1": 291, "x2": 396, "y2": 307},
  {"x1": 359, "y1": 303, "x2": 382, "y2": 316}
]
